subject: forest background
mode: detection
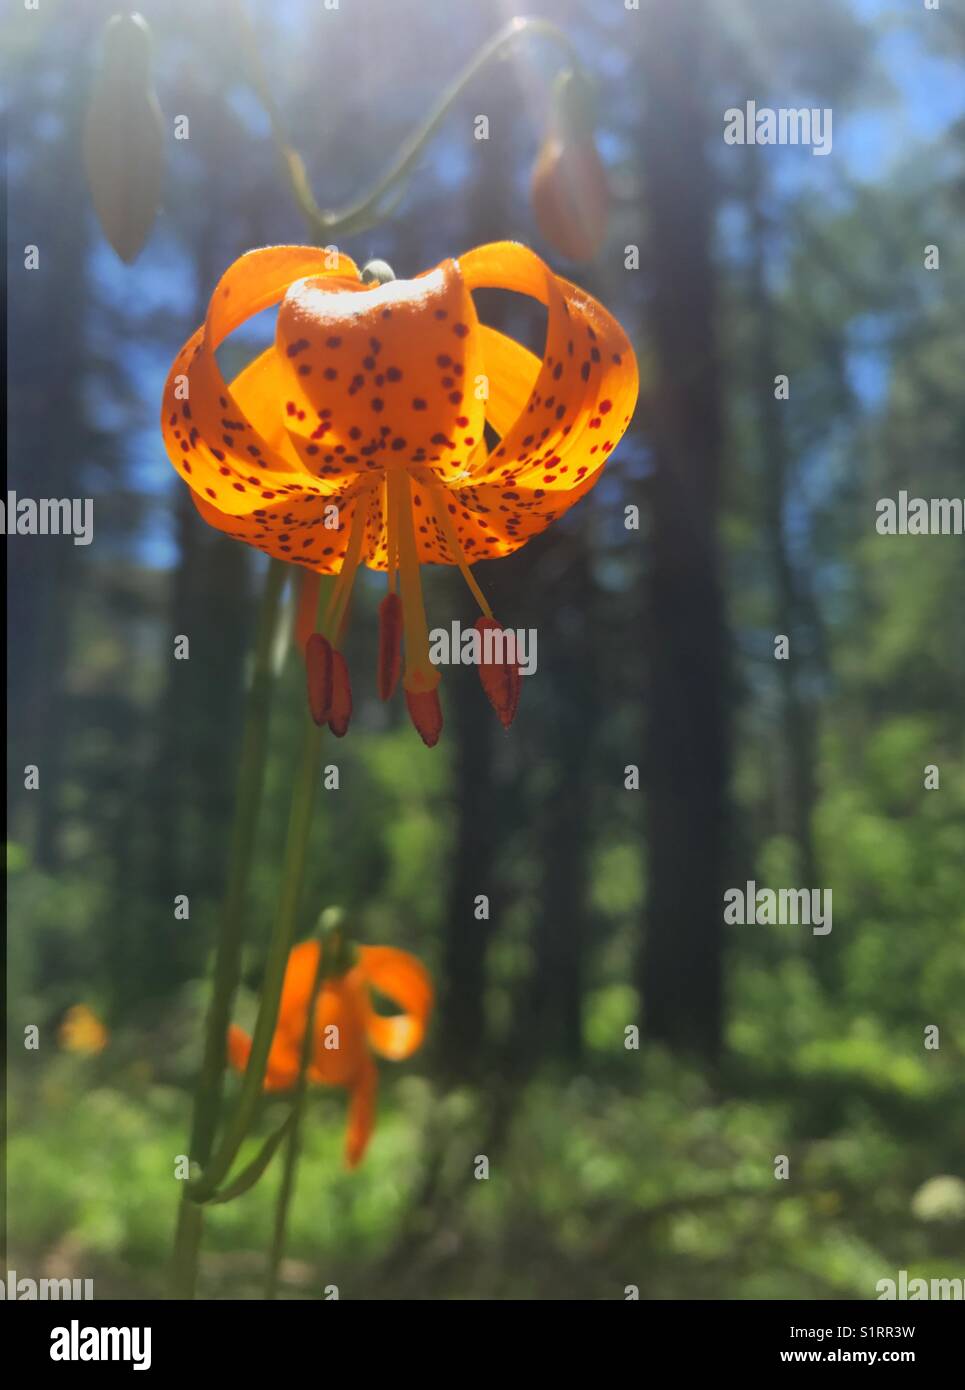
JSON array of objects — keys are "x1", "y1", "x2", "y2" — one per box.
[{"x1": 5, "y1": 0, "x2": 965, "y2": 1298}]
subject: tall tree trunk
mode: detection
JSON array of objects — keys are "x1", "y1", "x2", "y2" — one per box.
[
  {"x1": 438, "y1": 679, "x2": 496, "y2": 1080},
  {"x1": 435, "y1": 48, "x2": 526, "y2": 1077},
  {"x1": 638, "y1": 0, "x2": 728, "y2": 1063},
  {"x1": 527, "y1": 533, "x2": 596, "y2": 1065},
  {"x1": 746, "y1": 155, "x2": 819, "y2": 893},
  {"x1": 9, "y1": 57, "x2": 90, "y2": 870},
  {"x1": 127, "y1": 118, "x2": 253, "y2": 1008}
]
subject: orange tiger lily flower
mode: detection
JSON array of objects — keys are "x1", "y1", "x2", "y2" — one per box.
[
  {"x1": 227, "y1": 939, "x2": 432, "y2": 1168},
  {"x1": 161, "y1": 242, "x2": 637, "y2": 744}
]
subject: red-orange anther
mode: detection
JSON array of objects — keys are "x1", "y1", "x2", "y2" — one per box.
[
  {"x1": 328, "y1": 649, "x2": 352, "y2": 737},
  {"x1": 306, "y1": 631, "x2": 334, "y2": 725},
  {"x1": 474, "y1": 617, "x2": 522, "y2": 729},
  {"x1": 405, "y1": 687, "x2": 443, "y2": 748}
]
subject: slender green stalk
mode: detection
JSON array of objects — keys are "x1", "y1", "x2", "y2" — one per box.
[
  {"x1": 325, "y1": 18, "x2": 581, "y2": 236},
  {"x1": 170, "y1": 557, "x2": 287, "y2": 1299},
  {"x1": 264, "y1": 1102, "x2": 306, "y2": 1300},
  {"x1": 229, "y1": 8, "x2": 581, "y2": 239},
  {"x1": 187, "y1": 711, "x2": 326, "y2": 1203},
  {"x1": 172, "y1": 6, "x2": 586, "y2": 1298}
]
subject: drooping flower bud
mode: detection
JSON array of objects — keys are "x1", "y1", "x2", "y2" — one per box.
[
  {"x1": 531, "y1": 68, "x2": 608, "y2": 264},
  {"x1": 306, "y1": 632, "x2": 334, "y2": 725},
  {"x1": 328, "y1": 650, "x2": 353, "y2": 737},
  {"x1": 377, "y1": 592, "x2": 403, "y2": 700},
  {"x1": 83, "y1": 13, "x2": 164, "y2": 265},
  {"x1": 405, "y1": 687, "x2": 443, "y2": 748},
  {"x1": 474, "y1": 617, "x2": 522, "y2": 729}
]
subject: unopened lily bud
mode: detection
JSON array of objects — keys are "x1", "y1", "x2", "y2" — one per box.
[
  {"x1": 328, "y1": 650, "x2": 353, "y2": 737},
  {"x1": 83, "y1": 13, "x2": 164, "y2": 264},
  {"x1": 531, "y1": 69, "x2": 608, "y2": 264}
]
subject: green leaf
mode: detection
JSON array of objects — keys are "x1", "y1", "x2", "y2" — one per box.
[{"x1": 195, "y1": 1109, "x2": 296, "y2": 1207}]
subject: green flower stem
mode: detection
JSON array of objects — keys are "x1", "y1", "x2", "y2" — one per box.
[
  {"x1": 263, "y1": 1091, "x2": 307, "y2": 1300},
  {"x1": 187, "y1": 711, "x2": 326, "y2": 1204},
  {"x1": 327, "y1": 18, "x2": 581, "y2": 235},
  {"x1": 171, "y1": 557, "x2": 288, "y2": 1299},
  {"x1": 229, "y1": 8, "x2": 581, "y2": 239},
  {"x1": 170, "y1": 6, "x2": 587, "y2": 1297},
  {"x1": 263, "y1": 938, "x2": 329, "y2": 1299}
]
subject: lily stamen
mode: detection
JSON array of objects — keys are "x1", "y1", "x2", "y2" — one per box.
[
  {"x1": 389, "y1": 469, "x2": 438, "y2": 698},
  {"x1": 328, "y1": 649, "x2": 352, "y2": 737},
  {"x1": 294, "y1": 571, "x2": 322, "y2": 653},
  {"x1": 389, "y1": 468, "x2": 444, "y2": 745},
  {"x1": 430, "y1": 480, "x2": 493, "y2": 620},
  {"x1": 306, "y1": 631, "x2": 334, "y2": 725},
  {"x1": 323, "y1": 486, "x2": 371, "y2": 643}
]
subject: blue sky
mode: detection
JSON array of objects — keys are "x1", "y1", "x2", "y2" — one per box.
[{"x1": 16, "y1": 0, "x2": 960, "y2": 569}]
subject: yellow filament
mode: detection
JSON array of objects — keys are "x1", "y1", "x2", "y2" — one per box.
[
  {"x1": 389, "y1": 469, "x2": 439, "y2": 692},
  {"x1": 324, "y1": 486, "x2": 371, "y2": 643},
  {"x1": 430, "y1": 482, "x2": 493, "y2": 619}
]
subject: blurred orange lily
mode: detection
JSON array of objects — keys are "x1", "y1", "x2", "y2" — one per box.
[
  {"x1": 227, "y1": 940, "x2": 432, "y2": 1168},
  {"x1": 162, "y1": 242, "x2": 637, "y2": 743},
  {"x1": 59, "y1": 1003, "x2": 109, "y2": 1055}
]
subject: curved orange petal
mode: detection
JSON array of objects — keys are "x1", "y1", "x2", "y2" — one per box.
[
  {"x1": 344, "y1": 1052, "x2": 378, "y2": 1168},
  {"x1": 161, "y1": 246, "x2": 361, "y2": 565},
  {"x1": 358, "y1": 946, "x2": 434, "y2": 1060},
  {"x1": 190, "y1": 475, "x2": 376, "y2": 575},
  {"x1": 277, "y1": 939, "x2": 323, "y2": 1008},
  {"x1": 228, "y1": 346, "x2": 305, "y2": 473},
  {"x1": 266, "y1": 939, "x2": 323, "y2": 1069},
  {"x1": 459, "y1": 239, "x2": 638, "y2": 502},
  {"x1": 476, "y1": 324, "x2": 542, "y2": 439},
  {"x1": 400, "y1": 468, "x2": 554, "y2": 563},
  {"x1": 388, "y1": 242, "x2": 636, "y2": 564},
  {"x1": 226, "y1": 1023, "x2": 301, "y2": 1092},
  {"x1": 203, "y1": 245, "x2": 361, "y2": 352},
  {"x1": 273, "y1": 261, "x2": 486, "y2": 505},
  {"x1": 307, "y1": 968, "x2": 371, "y2": 1087}
]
